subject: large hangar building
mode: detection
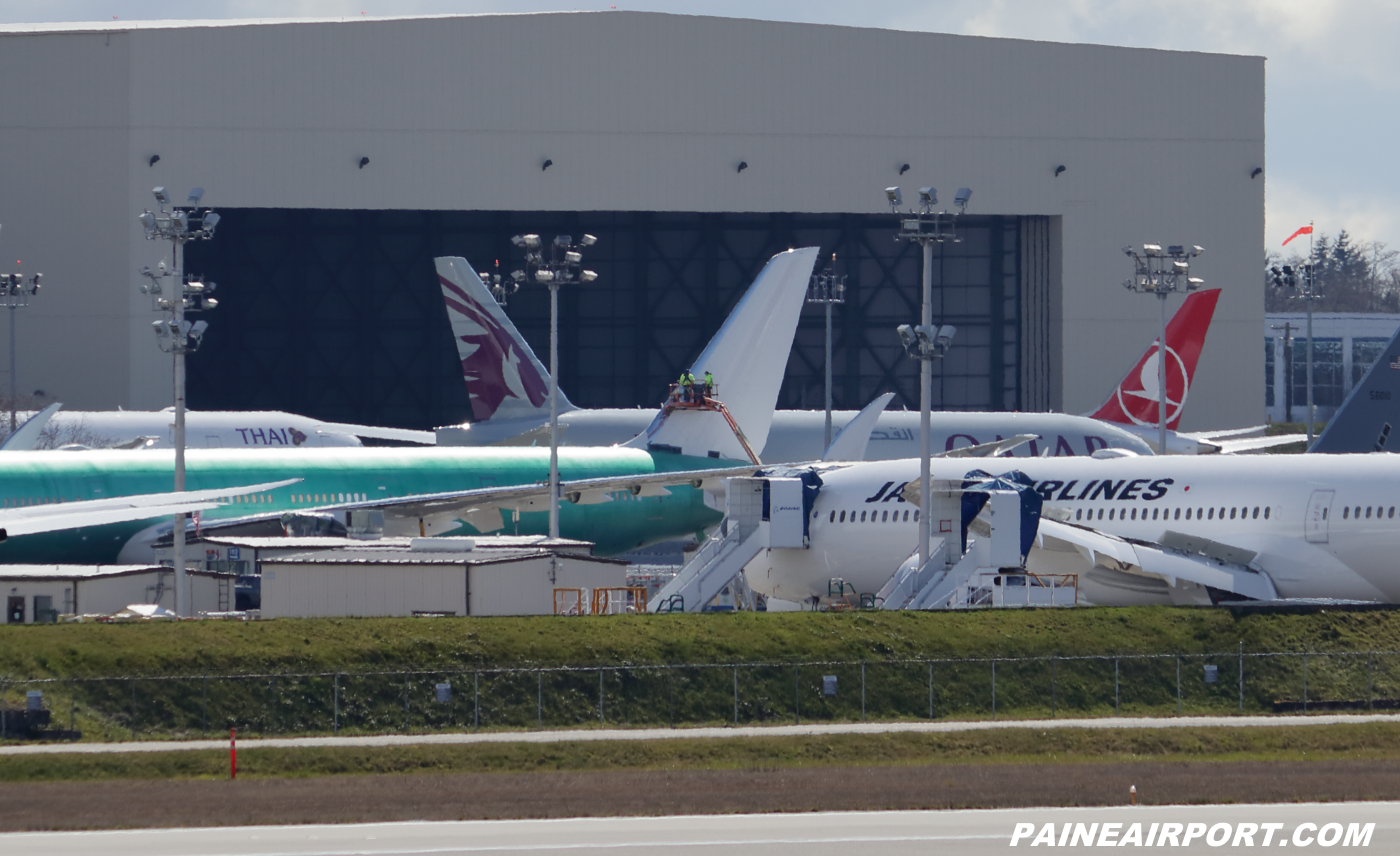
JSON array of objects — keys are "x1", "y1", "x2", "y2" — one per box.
[{"x1": 0, "y1": 12, "x2": 1264, "y2": 431}]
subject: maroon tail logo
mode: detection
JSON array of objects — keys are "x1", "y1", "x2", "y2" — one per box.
[{"x1": 440, "y1": 274, "x2": 549, "y2": 420}]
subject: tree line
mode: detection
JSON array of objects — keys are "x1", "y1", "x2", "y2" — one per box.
[{"x1": 1265, "y1": 230, "x2": 1400, "y2": 313}]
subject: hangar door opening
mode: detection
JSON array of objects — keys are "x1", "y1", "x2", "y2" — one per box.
[{"x1": 185, "y1": 211, "x2": 1054, "y2": 430}]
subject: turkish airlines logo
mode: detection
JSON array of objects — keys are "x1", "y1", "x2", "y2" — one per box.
[
  {"x1": 440, "y1": 274, "x2": 549, "y2": 421},
  {"x1": 1115, "y1": 344, "x2": 1190, "y2": 428}
]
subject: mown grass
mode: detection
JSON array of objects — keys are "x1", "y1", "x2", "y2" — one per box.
[
  {"x1": 5, "y1": 609, "x2": 1400, "y2": 741},
  {"x1": 3, "y1": 607, "x2": 1399, "y2": 679},
  {"x1": 3, "y1": 722, "x2": 1399, "y2": 783}
]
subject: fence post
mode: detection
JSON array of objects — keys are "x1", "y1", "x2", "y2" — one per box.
[
  {"x1": 270, "y1": 677, "x2": 277, "y2": 734},
  {"x1": 733, "y1": 666, "x2": 738, "y2": 725},
  {"x1": 794, "y1": 664, "x2": 800, "y2": 725},
  {"x1": 1, "y1": 677, "x2": 7, "y2": 743},
  {"x1": 474, "y1": 671, "x2": 479, "y2": 731},
  {"x1": 537, "y1": 669, "x2": 543, "y2": 728},
  {"x1": 1293, "y1": 652, "x2": 1304, "y2": 714},
  {"x1": 69, "y1": 679, "x2": 76, "y2": 735},
  {"x1": 928, "y1": 662, "x2": 933, "y2": 720},
  {"x1": 669, "y1": 666, "x2": 675, "y2": 728},
  {"x1": 991, "y1": 661, "x2": 996, "y2": 720},
  {"x1": 131, "y1": 678, "x2": 137, "y2": 739},
  {"x1": 1050, "y1": 657, "x2": 1056, "y2": 718},
  {"x1": 861, "y1": 661, "x2": 866, "y2": 722},
  {"x1": 1115, "y1": 658, "x2": 1120, "y2": 715},
  {"x1": 1175, "y1": 656, "x2": 1181, "y2": 715},
  {"x1": 1368, "y1": 652, "x2": 1374, "y2": 711},
  {"x1": 403, "y1": 672, "x2": 410, "y2": 733},
  {"x1": 333, "y1": 674, "x2": 339, "y2": 734},
  {"x1": 201, "y1": 675, "x2": 208, "y2": 734},
  {"x1": 599, "y1": 669, "x2": 605, "y2": 724},
  {"x1": 1239, "y1": 642, "x2": 1244, "y2": 713}
]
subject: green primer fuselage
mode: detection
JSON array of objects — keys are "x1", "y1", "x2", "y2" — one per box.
[{"x1": 0, "y1": 446, "x2": 724, "y2": 563}]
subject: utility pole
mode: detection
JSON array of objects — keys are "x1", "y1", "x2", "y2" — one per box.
[
  {"x1": 1269, "y1": 255, "x2": 1321, "y2": 444},
  {"x1": 1271, "y1": 321, "x2": 1298, "y2": 421}
]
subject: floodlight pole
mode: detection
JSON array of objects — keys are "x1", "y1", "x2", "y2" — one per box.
[
  {"x1": 890, "y1": 190, "x2": 962, "y2": 573},
  {"x1": 1121, "y1": 243, "x2": 1205, "y2": 454},
  {"x1": 138, "y1": 188, "x2": 219, "y2": 618},
  {"x1": 805, "y1": 256, "x2": 846, "y2": 449},
  {"x1": 548, "y1": 279, "x2": 560, "y2": 539},
  {"x1": 510, "y1": 234, "x2": 598, "y2": 541},
  {"x1": 0, "y1": 267, "x2": 43, "y2": 435}
]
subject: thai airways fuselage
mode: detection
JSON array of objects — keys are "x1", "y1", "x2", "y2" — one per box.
[{"x1": 752, "y1": 455, "x2": 1398, "y2": 604}]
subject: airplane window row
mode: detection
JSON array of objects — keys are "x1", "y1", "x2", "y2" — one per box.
[
  {"x1": 290, "y1": 492, "x2": 365, "y2": 504},
  {"x1": 829, "y1": 508, "x2": 920, "y2": 524},
  {"x1": 1074, "y1": 506, "x2": 1273, "y2": 523},
  {"x1": 3, "y1": 496, "x2": 64, "y2": 507},
  {"x1": 1342, "y1": 506, "x2": 1395, "y2": 519}
]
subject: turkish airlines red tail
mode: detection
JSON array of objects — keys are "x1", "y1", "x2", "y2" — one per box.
[{"x1": 1087, "y1": 289, "x2": 1221, "y2": 430}]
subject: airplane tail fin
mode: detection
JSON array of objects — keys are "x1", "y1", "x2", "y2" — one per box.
[
  {"x1": 626, "y1": 247, "x2": 821, "y2": 461},
  {"x1": 436, "y1": 257, "x2": 574, "y2": 423},
  {"x1": 1310, "y1": 323, "x2": 1400, "y2": 453},
  {"x1": 1086, "y1": 288, "x2": 1221, "y2": 430}
]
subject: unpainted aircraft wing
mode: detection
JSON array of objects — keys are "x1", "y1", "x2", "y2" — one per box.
[
  {"x1": 0, "y1": 478, "x2": 300, "y2": 540},
  {"x1": 822, "y1": 393, "x2": 894, "y2": 462},
  {"x1": 190, "y1": 466, "x2": 766, "y2": 536},
  {"x1": 1032, "y1": 517, "x2": 1278, "y2": 601}
]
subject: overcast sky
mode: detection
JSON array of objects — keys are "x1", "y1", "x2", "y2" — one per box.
[{"x1": 3, "y1": 0, "x2": 1391, "y2": 254}]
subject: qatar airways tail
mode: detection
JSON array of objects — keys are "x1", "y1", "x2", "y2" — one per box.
[{"x1": 1085, "y1": 289, "x2": 1295, "y2": 454}]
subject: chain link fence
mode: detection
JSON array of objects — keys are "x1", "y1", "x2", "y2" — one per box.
[{"x1": 4, "y1": 649, "x2": 1400, "y2": 742}]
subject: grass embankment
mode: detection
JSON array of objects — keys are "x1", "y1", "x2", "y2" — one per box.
[
  {"x1": 3, "y1": 607, "x2": 1398, "y2": 678},
  {"x1": 3, "y1": 722, "x2": 1399, "y2": 783},
  {"x1": 4, "y1": 608, "x2": 1400, "y2": 740}
]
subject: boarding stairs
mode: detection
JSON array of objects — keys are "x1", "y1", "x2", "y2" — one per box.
[
  {"x1": 650, "y1": 477, "x2": 806, "y2": 613},
  {"x1": 877, "y1": 490, "x2": 1036, "y2": 610}
]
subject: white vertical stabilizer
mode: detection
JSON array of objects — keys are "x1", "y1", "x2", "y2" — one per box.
[
  {"x1": 626, "y1": 247, "x2": 820, "y2": 460},
  {"x1": 436, "y1": 257, "x2": 573, "y2": 423}
]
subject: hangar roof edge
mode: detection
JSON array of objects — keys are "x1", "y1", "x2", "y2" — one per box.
[{"x1": 0, "y1": 10, "x2": 1263, "y2": 61}]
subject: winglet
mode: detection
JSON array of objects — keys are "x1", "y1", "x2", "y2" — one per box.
[
  {"x1": 1087, "y1": 288, "x2": 1220, "y2": 430},
  {"x1": 436, "y1": 257, "x2": 573, "y2": 423},
  {"x1": 823, "y1": 393, "x2": 894, "y2": 461},
  {"x1": 0, "y1": 402, "x2": 62, "y2": 451},
  {"x1": 1311, "y1": 323, "x2": 1400, "y2": 453}
]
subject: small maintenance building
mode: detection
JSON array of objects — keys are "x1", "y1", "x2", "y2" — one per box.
[
  {"x1": 2, "y1": 565, "x2": 235, "y2": 623},
  {"x1": 259, "y1": 537, "x2": 626, "y2": 618}
]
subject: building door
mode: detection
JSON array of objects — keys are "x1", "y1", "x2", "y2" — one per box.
[
  {"x1": 1305, "y1": 489, "x2": 1335, "y2": 544},
  {"x1": 6, "y1": 596, "x2": 24, "y2": 624}
]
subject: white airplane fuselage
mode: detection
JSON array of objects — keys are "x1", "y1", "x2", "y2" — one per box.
[
  {"x1": 21, "y1": 411, "x2": 434, "y2": 450},
  {"x1": 750, "y1": 455, "x2": 1397, "y2": 605},
  {"x1": 436, "y1": 409, "x2": 1154, "y2": 462}
]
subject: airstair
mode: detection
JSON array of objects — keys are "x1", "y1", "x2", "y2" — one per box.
[
  {"x1": 877, "y1": 489, "x2": 1043, "y2": 610},
  {"x1": 650, "y1": 477, "x2": 806, "y2": 613}
]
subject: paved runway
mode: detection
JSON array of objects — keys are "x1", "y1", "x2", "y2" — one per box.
[
  {"x1": 1, "y1": 804, "x2": 1394, "y2": 854},
  {"x1": 3, "y1": 711, "x2": 1397, "y2": 756}
]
